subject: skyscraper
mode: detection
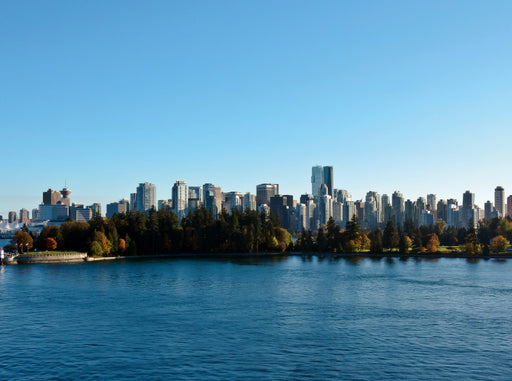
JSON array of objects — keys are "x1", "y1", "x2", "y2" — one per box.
[
  {"x1": 19, "y1": 208, "x2": 30, "y2": 222},
  {"x1": 311, "y1": 165, "x2": 323, "y2": 197},
  {"x1": 172, "y1": 180, "x2": 188, "y2": 219},
  {"x1": 323, "y1": 166, "x2": 333, "y2": 196},
  {"x1": 392, "y1": 191, "x2": 405, "y2": 227},
  {"x1": 495, "y1": 186, "x2": 505, "y2": 217},
  {"x1": 507, "y1": 195, "x2": 512, "y2": 218},
  {"x1": 256, "y1": 184, "x2": 279, "y2": 206},
  {"x1": 136, "y1": 182, "x2": 156, "y2": 212}
]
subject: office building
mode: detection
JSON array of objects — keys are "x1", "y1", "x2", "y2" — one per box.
[
  {"x1": 8, "y1": 211, "x2": 17, "y2": 223},
  {"x1": 256, "y1": 183, "x2": 279, "y2": 206},
  {"x1": 323, "y1": 166, "x2": 333, "y2": 196},
  {"x1": 19, "y1": 208, "x2": 30, "y2": 222},
  {"x1": 172, "y1": 180, "x2": 188, "y2": 220},
  {"x1": 495, "y1": 186, "x2": 505, "y2": 217},
  {"x1": 136, "y1": 182, "x2": 156, "y2": 212},
  {"x1": 106, "y1": 199, "x2": 129, "y2": 218}
]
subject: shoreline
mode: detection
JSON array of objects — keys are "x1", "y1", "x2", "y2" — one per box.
[{"x1": 4, "y1": 251, "x2": 512, "y2": 265}]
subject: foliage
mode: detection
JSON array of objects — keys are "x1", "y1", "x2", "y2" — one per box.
[
  {"x1": 490, "y1": 235, "x2": 508, "y2": 253},
  {"x1": 11, "y1": 231, "x2": 34, "y2": 253},
  {"x1": 382, "y1": 220, "x2": 399, "y2": 251},
  {"x1": 425, "y1": 234, "x2": 440, "y2": 253},
  {"x1": 46, "y1": 237, "x2": 57, "y2": 251}
]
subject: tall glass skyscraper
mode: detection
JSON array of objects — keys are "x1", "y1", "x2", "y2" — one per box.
[{"x1": 136, "y1": 183, "x2": 156, "y2": 212}]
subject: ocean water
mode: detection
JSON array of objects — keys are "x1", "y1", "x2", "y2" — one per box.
[{"x1": 1, "y1": 256, "x2": 511, "y2": 380}]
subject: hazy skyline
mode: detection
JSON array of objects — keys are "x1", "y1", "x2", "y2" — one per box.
[{"x1": 2, "y1": 1, "x2": 512, "y2": 216}]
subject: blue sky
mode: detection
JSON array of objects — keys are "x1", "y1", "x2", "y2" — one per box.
[{"x1": 2, "y1": 0, "x2": 512, "y2": 217}]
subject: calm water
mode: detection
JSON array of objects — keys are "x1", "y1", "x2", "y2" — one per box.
[{"x1": 1, "y1": 256, "x2": 511, "y2": 380}]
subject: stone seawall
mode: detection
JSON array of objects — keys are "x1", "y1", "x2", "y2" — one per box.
[{"x1": 7, "y1": 253, "x2": 87, "y2": 264}]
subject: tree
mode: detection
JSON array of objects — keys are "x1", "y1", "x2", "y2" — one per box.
[
  {"x1": 46, "y1": 237, "x2": 57, "y2": 251},
  {"x1": 118, "y1": 238, "x2": 126, "y2": 253},
  {"x1": 369, "y1": 230, "x2": 383, "y2": 253},
  {"x1": 92, "y1": 231, "x2": 112, "y2": 256},
  {"x1": 382, "y1": 220, "x2": 399, "y2": 251},
  {"x1": 89, "y1": 241, "x2": 103, "y2": 257},
  {"x1": 465, "y1": 226, "x2": 481, "y2": 255},
  {"x1": 425, "y1": 234, "x2": 440, "y2": 253},
  {"x1": 490, "y1": 235, "x2": 508, "y2": 253},
  {"x1": 398, "y1": 233, "x2": 412, "y2": 254},
  {"x1": 12, "y1": 231, "x2": 33, "y2": 253}
]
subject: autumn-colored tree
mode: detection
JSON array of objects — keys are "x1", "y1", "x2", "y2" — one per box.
[
  {"x1": 92, "y1": 231, "x2": 112, "y2": 256},
  {"x1": 425, "y1": 234, "x2": 440, "y2": 253},
  {"x1": 398, "y1": 234, "x2": 412, "y2": 254},
  {"x1": 118, "y1": 238, "x2": 126, "y2": 253},
  {"x1": 12, "y1": 231, "x2": 33, "y2": 253},
  {"x1": 46, "y1": 237, "x2": 57, "y2": 251},
  {"x1": 490, "y1": 235, "x2": 508, "y2": 253},
  {"x1": 360, "y1": 233, "x2": 371, "y2": 251}
]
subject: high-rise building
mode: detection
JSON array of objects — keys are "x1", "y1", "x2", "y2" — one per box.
[
  {"x1": 392, "y1": 191, "x2": 405, "y2": 227},
  {"x1": 19, "y1": 208, "x2": 30, "y2": 222},
  {"x1": 507, "y1": 195, "x2": 512, "y2": 218},
  {"x1": 60, "y1": 186, "x2": 72, "y2": 207},
  {"x1": 130, "y1": 193, "x2": 137, "y2": 212},
  {"x1": 381, "y1": 194, "x2": 391, "y2": 223},
  {"x1": 188, "y1": 186, "x2": 202, "y2": 212},
  {"x1": 437, "y1": 199, "x2": 447, "y2": 222},
  {"x1": 43, "y1": 188, "x2": 62, "y2": 205},
  {"x1": 311, "y1": 165, "x2": 323, "y2": 197},
  {"x1": 31, "y1": 208, "x2": 40, "y2": 221},
  {"x1": 136, "y1": 182, "x2": 156, "y2": 212},
  {"x1": 172, "y1": 180, "x2": 188, "y2": 219},
  {"x1": 495, "y1": 186, "x2": 505, "y2": 217},
  {"x1": 87, "y1": 203, "x2": 101, "y2": 218},
  {"x1": 364, "y1": 191, "x2": 380, "y2": 229},
  {"x1": 224, "y1": 191, "x2": 243, "y2": 213},
  {"x1": 323, "y1": 166, "x2": 333, "y2": 196},
  {"x1": 73, "y1": 206, "x2": 93, "y2": 222},
  {"x1": 106, "y1": 199, "x2": 129, "y2": 218},
  {"x1": 484, "y1": 201, "x2": 494, "y2": 220},
  {"x1": 243, "y1": 193, "x2": 257, "y2": 211},
  {"x1": 335, "y1": 189, "x2": 352, "y2": 203},
  {"x1": 256, "y1": 184, "x2": 279, "y2": 206},
  {"x1": 8, "y1": 211, "x2": 17, "y2": 223},
  {"x1": 426, "y1": 194, "x2": 437, "y2": 220}
]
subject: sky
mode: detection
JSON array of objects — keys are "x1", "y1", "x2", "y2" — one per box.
[{"x1": 1, "y1": 0, "x2": 512, "y2": 217}]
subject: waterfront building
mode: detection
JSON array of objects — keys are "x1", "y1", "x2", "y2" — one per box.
[
  {"x1": 19, "y1": 208, "x2": 30, "y2": 222},
  {"x1": 106, "y1": 199, "x2": 129, "y2": 218},
  {"x1": 243, "y1": 193, "x2": 257, "y2": 211},
  {"x1": 256, "y1": 183, "x2": 279, "y2": 206},
  {"x1": 172, "y1": 180, "x2": 188, "y2": 220},
  {"x1": 495, "y1": 186, "x2": 505, "y2": 217},
  {"x1": 8, "y1": 211, "x2": 17, "y2": 223}
]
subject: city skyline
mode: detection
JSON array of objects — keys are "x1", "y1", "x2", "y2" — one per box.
[{"x1": 2, "y1": 1, "x2": 512, "y2": 217}]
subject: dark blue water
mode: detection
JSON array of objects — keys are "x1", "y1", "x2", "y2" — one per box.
[{"x1": 1, "y1": 256, "x2": 511, "y2": 380}]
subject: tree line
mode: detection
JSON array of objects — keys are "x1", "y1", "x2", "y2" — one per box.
[
  {"x1": 295, "y1": 216, "x2": 512, "y2": 255},
  {"x1": 24, "y1": 207, "x2": 293, "y2": 256}
]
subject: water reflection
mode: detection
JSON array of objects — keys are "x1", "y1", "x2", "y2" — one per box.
[{"x1": 466, "y1": 258, "x2": 481, "y2": 264}]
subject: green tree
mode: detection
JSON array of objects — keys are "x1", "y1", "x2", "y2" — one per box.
[
  {"x1": 382, "y1": 220, "x2": 399, "y2": 251},
  {"x1": 369, "y1": 230, "x2": 383, "y2": 253},
  {"x1": 398, "y1": 233, "x2": 412, "y2": 254}
]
